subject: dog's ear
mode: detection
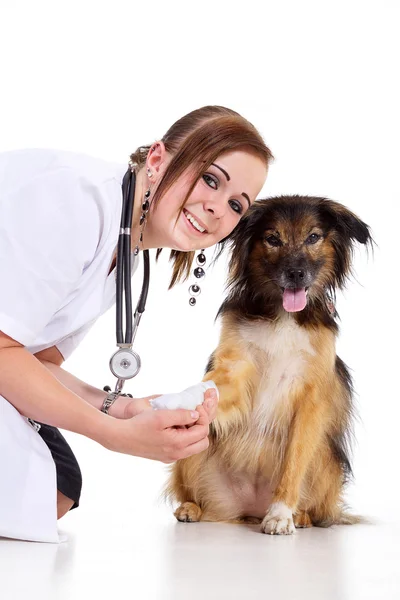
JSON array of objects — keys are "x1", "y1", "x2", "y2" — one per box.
[
  {"x1": 319, "y1": 200, "x2": 373, "y2": 247},
  {"x1": 318, "y1": 199, "x2": 374, "y2": 289},
  {"x1": 217, "y1": 202, "x2": 268, "y2": 284}
]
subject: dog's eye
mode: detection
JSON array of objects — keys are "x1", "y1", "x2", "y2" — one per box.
[
  {"x1": 305, "y1": 233, "x2": 321, "y2": 245},
  {"x1": 265, "y1": 235, "x2": 282, "y2": 247}
]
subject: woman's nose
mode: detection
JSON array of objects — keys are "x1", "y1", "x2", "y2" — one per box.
[{"x1": 204, "y1": 198, "x2": 226, "y2": 219}]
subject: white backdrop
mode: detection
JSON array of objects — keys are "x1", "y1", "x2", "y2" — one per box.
[{"x1": 1, "y1": 0, "x2": 399, "y2": 526}]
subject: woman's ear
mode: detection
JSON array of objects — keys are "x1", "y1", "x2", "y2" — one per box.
[{"x1": 146, "y1": 141, "x2": 170, "y2": 180}]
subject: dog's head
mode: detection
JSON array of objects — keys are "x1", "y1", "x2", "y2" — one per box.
[{"x1": 221, "y1": 195, "x2": 373, "y2": 316}]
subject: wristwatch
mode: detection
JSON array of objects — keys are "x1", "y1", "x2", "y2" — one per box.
[{"x1": 101, "y1": 385, "x2": 133, "y2": 415}]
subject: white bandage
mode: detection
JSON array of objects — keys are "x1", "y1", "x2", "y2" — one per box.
[{"x1": 149, "y1": 380, "x2": 219, "y2": 411}]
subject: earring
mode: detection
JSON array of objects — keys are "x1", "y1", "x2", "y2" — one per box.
[
  {"x1": 188, "y1": 249, "x2": 206, "y2": 306},
  {"x1": 147, "y1": 167, "x2": 153, "y2": 178},
  {"x1": 134, "y1": 187, "x2": 151, "y2": 255}
]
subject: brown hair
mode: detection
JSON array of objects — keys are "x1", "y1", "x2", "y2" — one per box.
[{"x1": 130, "y1": 105, "x2": 273, "y2": 288}]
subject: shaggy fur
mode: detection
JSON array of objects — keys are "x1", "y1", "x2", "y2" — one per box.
[{"x1": 165, "y1": 195, "x2": 373, "y2": 535}]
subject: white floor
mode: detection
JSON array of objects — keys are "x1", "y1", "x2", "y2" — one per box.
[{"x1": 1, "y1": 442, "x2": 399, "y2": 600}]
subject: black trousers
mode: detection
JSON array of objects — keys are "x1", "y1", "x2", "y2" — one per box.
[{"x1": 34, "y1": 422, "x2": 82, "y2": 510}]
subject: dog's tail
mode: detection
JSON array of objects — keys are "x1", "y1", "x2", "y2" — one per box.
[
  {"x1": 315, "y1": 510, "x2": 370, "y2": 527},
  {"x1": 337, "y1": 511, "x2": 370, "y2": 525}
]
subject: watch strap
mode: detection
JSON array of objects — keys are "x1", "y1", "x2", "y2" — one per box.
[
  {"x1": 101, "y1": 391, "x2": 121, "y2": 414},
  {"x1": 101, "y1": 385, "x2": 134, "y2": 415}
]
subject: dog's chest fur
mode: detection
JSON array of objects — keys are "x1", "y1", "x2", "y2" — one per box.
[
  {"x1": 238, "y1": 315, "x2": 315, "y2": 427},
  {"x1": 209, "y1": 317, "x2": 317, "y2": 518}
]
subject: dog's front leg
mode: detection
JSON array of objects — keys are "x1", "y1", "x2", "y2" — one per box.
[
  {"x1": 203, "y1": 351, "x2": 258, "y2": 436},
  {"x1": 261, "y1": 386, "x2": 326, "y2": 535}
]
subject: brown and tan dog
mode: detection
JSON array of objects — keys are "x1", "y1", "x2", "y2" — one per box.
[{"x1": 165, "y1": 195, "x2": 372, "y2": 535}]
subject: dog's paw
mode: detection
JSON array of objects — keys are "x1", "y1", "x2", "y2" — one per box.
[
  {"x1": 293, "y1": 511, "x2": 313, "y2": 529},
  {"x1": 174, "y1": 502, "x2": 202, "y2": 522},
  {"x1": 261, "y1": 502, "x2": 295, "y2": 535}
]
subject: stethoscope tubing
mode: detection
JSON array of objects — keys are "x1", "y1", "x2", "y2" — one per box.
[{"x1": 111, "y1": 167, "x2": 150, "y2": 390}]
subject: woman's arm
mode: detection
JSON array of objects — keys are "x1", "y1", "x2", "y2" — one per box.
[
  {"x1": 0, "y1": 330, "x2": 112, "y2": 441},
  {"x1": 37, "y1": 358, "x2": 147, "y2": 419}
]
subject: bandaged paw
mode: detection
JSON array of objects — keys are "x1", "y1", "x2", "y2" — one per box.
[{"x1": 149, "y1": 381, "x2": 219, "y2": 411}]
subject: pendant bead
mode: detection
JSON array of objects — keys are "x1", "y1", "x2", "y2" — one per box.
[{"x1": 189, "y1": 284, "x2": 201, "y2": 296}]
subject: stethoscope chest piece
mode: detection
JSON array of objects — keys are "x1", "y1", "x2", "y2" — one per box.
[{"x1": 109, "y1": 348, "x2": 141, "y2": 380}]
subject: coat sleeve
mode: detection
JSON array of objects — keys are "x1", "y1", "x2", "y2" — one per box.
[{"x1": 0, "y1": 166, "x2": 101, "y2": 346}]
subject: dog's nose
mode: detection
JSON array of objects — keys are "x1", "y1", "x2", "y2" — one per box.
[{"x1": 287, "y1": 268, "x2": 305, "y2": 287}]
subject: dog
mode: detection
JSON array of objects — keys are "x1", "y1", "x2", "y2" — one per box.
[{"x1": 165, "y1": 195, "x2": 372, "y2": 535}]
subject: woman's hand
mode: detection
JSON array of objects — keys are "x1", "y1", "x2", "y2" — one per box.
[
  {"x1": 101, "y1": 387, "x2": 219, "y2": 463},
  {"x1": 101, "y1": 407, "x2": 210, "y2": 463},
  {"x1": 202, "y1": 387, "x2": 218, "y2": 422},
  {"x1": 178, "y1": 388, "x2": 218, "y2": 428},
  {"x1": 108, "y1": 394, "x2": 160, "y2": 419},
  {"x1": 112, "y1": 387, "x2": 218, "y2": 423}
]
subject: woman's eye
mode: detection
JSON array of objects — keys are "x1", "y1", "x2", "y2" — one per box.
[
  {"x1": 265, "y1": 235, "x2": 281, "y2": 247},
  {"x1": 229, "y1": 200, "x2": 243, "y2": 215},
  {"x1": 305, "y1": 233, "x2": 321, "y2": 245},
  {"x1": 203, "y1": 173, "x2": 243, "y2": 215},
  {"x1": 203, "y1": 173, "x2": 218, "y2": 189}
]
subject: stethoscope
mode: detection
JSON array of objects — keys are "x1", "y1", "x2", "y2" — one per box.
[{"x1": 108, "y1": 167, "x2": 150, "y2": 394}]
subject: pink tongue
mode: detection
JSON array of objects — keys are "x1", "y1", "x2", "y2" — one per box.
[{"x1": 283, "y1": 288, "x2": 307, "y2": 312}]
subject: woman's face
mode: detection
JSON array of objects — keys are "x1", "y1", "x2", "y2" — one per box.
[{"x1": 144, "y1": 148, "x2": 268, "y2": 251}]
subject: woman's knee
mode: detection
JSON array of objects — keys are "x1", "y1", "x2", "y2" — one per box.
[{"x1": 57, "y1": 490, "x2": 75, "y2": 520}]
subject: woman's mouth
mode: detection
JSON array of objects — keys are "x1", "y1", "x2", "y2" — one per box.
[{"x1": 182, "y1": 209, "x2": 208, "y2": 235}]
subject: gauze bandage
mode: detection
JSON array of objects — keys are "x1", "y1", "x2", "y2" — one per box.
[{"x1": 149, "y1": 380, "x2": 219, "y2": 411}]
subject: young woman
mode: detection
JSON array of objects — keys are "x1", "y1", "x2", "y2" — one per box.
[{"x1": 0, "y1": 105, "x2": 273, "y2": 542}]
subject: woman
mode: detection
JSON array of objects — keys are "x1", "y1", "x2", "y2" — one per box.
[{"x1": 0, "y1": 105, "x2": 272, "y2": 542}]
